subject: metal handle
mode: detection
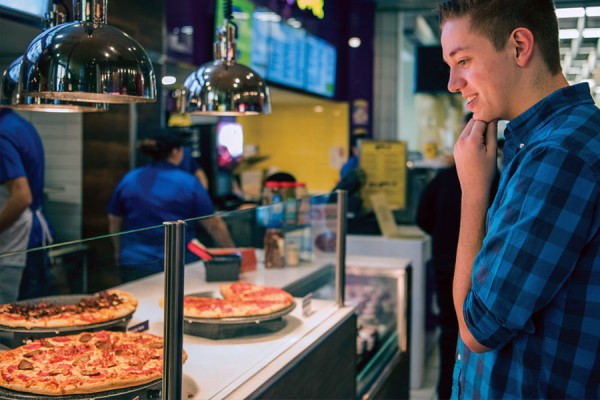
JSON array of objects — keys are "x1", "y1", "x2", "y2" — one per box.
[
  {"x1": 335, "y1": 190, "x2": 347, "y2": 307},
  {"x1": 398, "y1": 267, "x2": 410, "y2": 353},
  {"x1": 162, "y1": 220, "x2": 186, "y2": 400}
]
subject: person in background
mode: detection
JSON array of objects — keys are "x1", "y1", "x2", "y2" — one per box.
[
  {"x1": 340, "y1": 133, "x2": 367, "y2": 179},
  {"x1": 438, "y1": 0, "x2": 600, "y2": 398},
  {"x1": 0, "y1": 108, "x2": 53, "y2": 302},
  {"x1": 107, "y1": 131, "x2": 234, "y2": 283},
  {"x1": 416, "y1": 112, "x2": 499, "y2": 400},
  {"x1": 179, "y1": 146, "x2": 209, "y2": 190}
]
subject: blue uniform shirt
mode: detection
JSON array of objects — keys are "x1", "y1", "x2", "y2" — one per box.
[
  {"x1": 454, "y1": 83, "x2": 600, "y2": 399},
  {"x1": 0, "y1": 109, "x2": 46, "y2": 247},
  {"x1": 107, "y1": 161, "x2": 215, "y2": 270}
]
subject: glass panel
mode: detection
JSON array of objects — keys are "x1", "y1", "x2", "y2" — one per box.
[{"x1": 0, "y1": 193, "x2": 345, "y2": 398}]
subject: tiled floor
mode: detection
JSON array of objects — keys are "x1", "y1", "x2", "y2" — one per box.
[{"x1": 410, "y1": 340, "x2": 439, "y2": 400}]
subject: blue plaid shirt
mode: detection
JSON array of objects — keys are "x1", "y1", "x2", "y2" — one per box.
[{"x1": 453, "y1": 83, "x2": 600, "y2": 399}]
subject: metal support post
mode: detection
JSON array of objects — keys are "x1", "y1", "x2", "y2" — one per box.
[
  {"x1": 335, "y1": 190, "x2": 347, "y2": 307},
  {"x1": 162, "y1": 220, "x2": 186, "y2": 400}
]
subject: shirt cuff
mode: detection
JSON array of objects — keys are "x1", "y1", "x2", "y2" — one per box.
[{"x1": 463, "y1": 291, "x2": 514, "y2": 349}]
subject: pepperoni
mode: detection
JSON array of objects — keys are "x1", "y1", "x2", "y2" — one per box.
[{"x1": 52, "y1": 336, "x2": 72, "y2": 342}]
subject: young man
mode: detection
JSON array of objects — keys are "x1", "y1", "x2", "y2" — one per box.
[{"x1": 437, "y1": 1, "x2": 600, "y2": 399}]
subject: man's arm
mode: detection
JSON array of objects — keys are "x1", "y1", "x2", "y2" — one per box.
[
  {"x1": 199, "y1": 215, "x2": 235, "y2": 248},
  {"x1": 452, "y1": 119, "x2": 498, "y2": 353},
  {"x1": 0, "y1": 177, "x2": 32, "y2": 233},
  {"x1": 194, "y1": 169, "x2": 209, "y2": 190},
  {"x1": 108, "y1": 214, "x2": 123, "y2": 264}
]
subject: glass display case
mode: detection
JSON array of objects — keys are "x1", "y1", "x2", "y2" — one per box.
[{"x1": 0, "y1": 193, "x2": 356, "y2": 399}]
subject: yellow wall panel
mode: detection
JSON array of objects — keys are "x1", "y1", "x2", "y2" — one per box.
[{"x1": 239, "y1": 101, "x2": 349, "y2": 194}]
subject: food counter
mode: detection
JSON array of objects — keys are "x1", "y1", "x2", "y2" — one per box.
[{"x1": 117, "y1": 261, "x2": 356, "y2": 399}]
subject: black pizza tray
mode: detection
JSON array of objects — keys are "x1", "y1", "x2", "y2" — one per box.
[
  {"x1": 0, "y1": 379, "x2": 161, "y2": 400},
  {"x1": 184, "y1": 301, "x2": 296, "y2": 340},
  {"x1": 0, "y1": 295, "x2": 133, "y2": 348}
]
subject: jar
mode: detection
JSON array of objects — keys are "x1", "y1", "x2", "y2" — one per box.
[{"x1": 264, "y1": 228, "x2": 285, "y2": 268}]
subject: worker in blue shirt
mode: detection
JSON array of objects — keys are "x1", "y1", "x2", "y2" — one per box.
[
  {"x1": 438, "y1": 0, "x2": 600, "y2": 399},
  {"x1": 107, "y1": 131, "x2": 234, "y2": 283},
  {"x1": 0, "y1": 108, "x2": 53, "y2": 302}
]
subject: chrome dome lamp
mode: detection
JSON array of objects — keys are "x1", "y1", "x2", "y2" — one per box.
[
  {"x1": 0, "y1": 6, "x2": 108, "y2": 112},
  {"x1": 18, "y1": 0, "x2": 156, "y2": 104},
  {"x1": 183, "y1": 0, "x2": 271, "y2": 115}
]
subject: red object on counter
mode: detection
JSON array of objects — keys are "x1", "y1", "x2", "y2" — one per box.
[
  {"x1": 188, "y1": 239, "x2": 257, "y2": 273},
  {"x1": 187, "y1": 239, "x2": 213, "y2": 261}
]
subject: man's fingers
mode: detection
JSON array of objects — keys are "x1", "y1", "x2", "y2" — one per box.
[{"x1": 484, "y1": 120, "x2": 499, "y2": 155}]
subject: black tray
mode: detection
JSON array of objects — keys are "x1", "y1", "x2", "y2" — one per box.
[
  {"x1": 0, "y1": 295, "x2": 133, "y2": 348},
  {"x1": 184, "y1": 301, "x2": 296, "y2": 340},
  {"x1": 0, "y1": 379, "x2": 161, "y2": 400}
]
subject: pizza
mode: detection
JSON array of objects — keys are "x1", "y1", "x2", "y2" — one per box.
[
  {"x1": 0, "y1": 289, "x2": 138, "y2": 329},
  {"x1": 183, "y1": 282, "x2": 294, "y2": 319},
  {"x1": 0, "y1": 330, "x2": 186, "y2": 396}
]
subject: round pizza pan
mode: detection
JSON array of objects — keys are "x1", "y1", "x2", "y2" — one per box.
[
  {"x1": 0, "y1": 294, "x2": 134, "y2": 348},
  {"x1": 0, "y1": 379, "x2": 161, "y2": 400},
  {"x1": 183, "y1": 301, "x2": 296, "y2": 340},
  {"x1": 184, "y1": 300, "x2": 296, "y2": 325}
]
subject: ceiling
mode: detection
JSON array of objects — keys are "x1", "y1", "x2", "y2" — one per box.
[
  {"x1": 367, "y1": 0, "x2": 600, "y2": 92},
  {"x1": 3, "y1": 2, "x2": 600, "y2": 96}
]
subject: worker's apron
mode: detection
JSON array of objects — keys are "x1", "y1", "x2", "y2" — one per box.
[{"x1": 0, "y1": 186, "x2": 53, "y2": 303}]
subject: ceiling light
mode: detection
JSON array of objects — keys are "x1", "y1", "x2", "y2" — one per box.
[
  {"x1": 0, "y1": 6, "x2": 108, "y2": 112},
  {"x1": 19, "y1": 0, "x2": 156, "y2": 104},
  {"x1": 556, "y1": 7, "x2": 585, "y2": 18},
  {"x1": 348, "y1": 37, "x2": 361, "y2": 48},
  {"x1": 162, "y1": 76, "x2": 177, "y2": 85},
  {"x1": 182, "y1": 0, "x2": 270, "y2": 115}
]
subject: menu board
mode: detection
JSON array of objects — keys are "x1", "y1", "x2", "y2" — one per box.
[
  {"x1": 359, "y1": 140, "x2": 407, "y2": 210},
  {"x1": 305, "y1": 35, "x2": 336, "y2": 97},
  {"x1": 248, "y1": 6, "x2": 336, "y2": 98},
  {"x1": 267, "y1": 21, "x2": 306, "y2": 89}
]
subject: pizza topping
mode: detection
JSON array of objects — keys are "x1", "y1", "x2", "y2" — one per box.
[
  {"x1": 79, "y1": 333, "x2": 93, "y2": 342},
  {"x1": 23, "y1": 350, "x2": 41, "y2": 358},
  {"x1": 94, "y1": 341, "x2": 109, "y2": 350},
  {"x1": 17, "y1": 360, "x2": 33, "y2": 370},
  {"x1": 0, "y1": 331, "x2": 184, "y2": 396},
  {"x1": 40, "y1": 339, "x2": 54, "y2": 348}
]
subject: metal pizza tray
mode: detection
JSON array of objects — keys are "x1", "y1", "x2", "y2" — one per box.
[
  {"x1": 0, "y1": 295, "x2": 133, "y2": 349},
  {"x1": 0, "y1": 378, "x2": 161, "y2": 400},
  {"x1": 183, "y1": 300, "x2": 296, "y2": 340}
]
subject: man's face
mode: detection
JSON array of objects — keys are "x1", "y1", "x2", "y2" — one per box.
[{"x1": 441, "y1": 16, "x2": 516, "y2": 122}]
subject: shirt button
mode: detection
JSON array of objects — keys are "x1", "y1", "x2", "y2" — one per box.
[
  {"x1": 457, "y1": 354, "x2": 461, "y2": 361},
  {"x1": 519, "y1": 143, "x2": 525, "y2": 148}
]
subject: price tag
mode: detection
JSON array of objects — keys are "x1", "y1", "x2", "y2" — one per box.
[{"x1": 302, "y1": 293, "x2": 313, "y2": 317}]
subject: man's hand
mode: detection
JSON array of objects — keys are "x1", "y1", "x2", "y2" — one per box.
[{"x1": 454, "y1": 119, "x2": 498, "y2": 201}]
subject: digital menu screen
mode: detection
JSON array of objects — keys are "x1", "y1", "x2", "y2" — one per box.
[{"x1": 246, "y1": 6, "x2": 337, "y2": 98}]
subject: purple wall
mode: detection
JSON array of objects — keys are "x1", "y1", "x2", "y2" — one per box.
[{"x1": 165, "y1": 0, "x2": 375, "y2": 139}]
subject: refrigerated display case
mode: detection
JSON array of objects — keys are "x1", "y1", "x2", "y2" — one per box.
[{"x1": 0, "y1": 193, "x2": 356, "y2": 399}]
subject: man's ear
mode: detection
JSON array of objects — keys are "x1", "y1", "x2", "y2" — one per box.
[{"x1": 510, "y1": 27, "x2": 534, "y2": 67}]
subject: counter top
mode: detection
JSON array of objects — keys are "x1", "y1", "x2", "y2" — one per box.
[{"x1": 117, "y1": 260, "x2": 353, "y2": 399}]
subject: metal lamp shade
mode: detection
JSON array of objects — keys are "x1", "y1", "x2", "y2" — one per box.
[
  {"x1": 1, "y1": 56, "x2": 108, "y2": 112},
  {"x1": 184, "y1": 61, "x2": 271, "y2": 115},
  {"x1": 19, "y1": 21, "x2": 156, "y2": 104}
]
